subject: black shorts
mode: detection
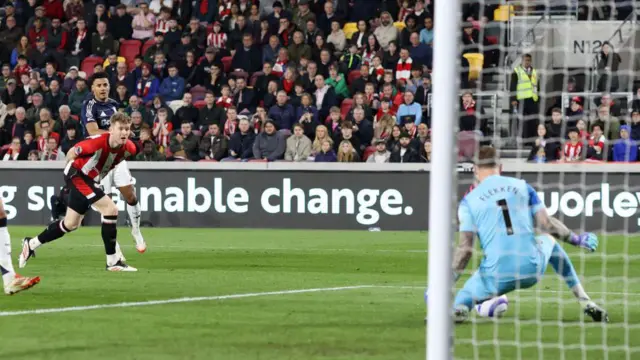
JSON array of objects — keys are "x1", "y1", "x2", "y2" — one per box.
[{"x1": 65, "y1": 171, "x2": 106, "y2": 215}]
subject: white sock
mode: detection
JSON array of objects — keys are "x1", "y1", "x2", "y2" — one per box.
[
  {"x1": 127, "y1": 203, "x2": 141, "y2": 231},
  {"x1": 106, "y1": 254, "x2": 120, "y2": 267},
  {"x1": 29, "y1": 237, "x2": 43, "y2": 250},
  {"x1": 571, "y1": 284, "x2": 591, "y2": 306},
  {"x1": 0, "y1": 227, "x2": 16, "y2": 286}
]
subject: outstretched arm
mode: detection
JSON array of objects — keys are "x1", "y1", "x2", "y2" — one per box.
[
  {"x1": 452, "y1": 231, "x2": 475, "y2": 281},
  {"x1": 535, "y1": 208, "x2": 597, "y2": 252}
]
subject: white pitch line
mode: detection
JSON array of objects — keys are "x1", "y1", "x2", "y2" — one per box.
[
  {"x1": 77, "y1": 244, "x2": 428, "y2": 253},
  {"x1": 374, "y1": 285, "x2": 640, "y2": 297},
  {"x1": 0, "y1": 285, "x2": 373, "y2": 317}
]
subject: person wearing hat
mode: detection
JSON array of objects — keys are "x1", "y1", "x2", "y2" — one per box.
[
  {"x1": 171, "y1": 32, "x2": 198, "y2": 63},
  {"x1": 25, "y1": 6, "x2": 50, "y2": 33},
  {"x1": 267, "y1": 1, "x2": 288, "y2": 33},
  {"x1": 389, "y1": 130, "x2": 420, "y2": 163},
  {"x1": 144, "y1": 32, "x2": 169, "y2": 64},
  {"x1": 1, "y1": 77, "x2": 25, "y2": 108},
  {"x1": 293, "y1": 0, "x2": 316, "y2": 31},
  {"x1": 366, "y1": 138, "x2": 391, "y2": 163},
  {"x1": 109, "y1": 4, "x2": 134, "y2": 42},
  {"x1": 134, "y1": 63, "x2": 160, "y2": 103},
  {"x1": 612, "y1": 125, "x2": 638, "y2": 162}
]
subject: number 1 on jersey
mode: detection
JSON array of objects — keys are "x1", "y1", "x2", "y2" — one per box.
[{"x1": 496, "y1": 199, "x2": 514, "y2": 235}]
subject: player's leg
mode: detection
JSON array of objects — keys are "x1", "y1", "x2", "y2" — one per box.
[
  {"x1": 91, "y1": 195, "x2": 136, "y2": 272},
  {"x1": 537, "y1": 234, "x2": 608, "y2": 322},
  {"x1": 0, "y1": 199, "x2": 40, "y2": 294},
  {"x1": 100, "y1": 170, "x2": 127, "y2": 261},
  {"x1": 452, "y1": 270, "x2": 497, "y2": 323},
  {"x1": 19, "y1": 184, "x2": 87, "y2": 268},
  {"x1": 113, "y1": 161, "x2": 146, "y2": 253}
]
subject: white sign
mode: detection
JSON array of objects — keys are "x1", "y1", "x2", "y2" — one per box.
[{"x1": 551, "y1": 21, "x2": 635, "y2": 68}]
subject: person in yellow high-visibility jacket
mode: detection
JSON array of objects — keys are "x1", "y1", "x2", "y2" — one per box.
[{"x1": 510, "y1": 53, "x2": 540, "y2": 142}]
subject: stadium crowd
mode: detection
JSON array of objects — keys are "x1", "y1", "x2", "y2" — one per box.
[{"x1": 0, "y1": 0, "x2": 637, "y2": 164}]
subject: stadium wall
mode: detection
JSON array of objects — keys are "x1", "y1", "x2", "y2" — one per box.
[{"x1": 1, "y1": 162, "x2": 638, "y2": 232}]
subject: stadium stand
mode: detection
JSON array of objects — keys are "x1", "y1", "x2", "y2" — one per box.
[{"x1": 0, "y1": 0, "x2": 637, "y2": 164}]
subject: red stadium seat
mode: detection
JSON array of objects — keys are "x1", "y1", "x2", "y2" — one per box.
[
  {"x1": 119, "y1": 39, "x2": 142, "y2": 63},
  {"x1": 81, "y1": 57, "x2": 104, "y2": 78},
  {"x1": 340, "y1": 98, "x2": 353, "y2": 119},
  {"x1": 347, "y1": 70, "x2": 361, "y2": 85},
  {"x1": 221, "y1": 56, "x2": 232, "y2": 73},
  {"x1": 190, "y1": 85, "x2": 207, "y2": 101},
  {"x1": 193, "y1": 100, "x2": 206, "y2": 109},
  {"x1": 362, "y1": 146, "x2": 376, "y2": 161},
  {"x1": 141, "y1": 39, "x2": 156, "y2": 57},
  {"x1": 206, "y1": 24, "x2": 215, "y2": 34}
]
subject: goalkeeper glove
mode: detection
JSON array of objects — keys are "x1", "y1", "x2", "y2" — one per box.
[{"x1": 569, "y1": 232, "x2": 598, "y2": 252}]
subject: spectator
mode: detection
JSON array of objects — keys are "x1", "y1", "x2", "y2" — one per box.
[
  {"x1": 174, "y1": 93, "x2": 199, "y2": 128},
  {"x1": 327, "y1": 20, "x2": 346, "y2": 56},
  {"x1": 10, "y1": 107, "x2": 33, "y2": 142},
  {"x1": 285, "y1": 123, "x2": 312, "y2": 161},
  {"x1": 397, "y1": 91, "x2": 422, "y2": 125},
  {"x1": 27, "y1": 18, "x2": 48, "y2": 47},
  {"x1": 159, "y1": 63, "x2": 186, "y2": 104},
  {"x1": 367, "y1": 138, "x2": 391, "y2": 163},
  {"x1": 350, "y1": 63, "x2": 374, "y2": 95},
  {"x1": 2, "y1": 136, "x2": 28, "y2": 160},
  {"x1": 459, "y1": 91, "x2": 485, "y2": 133},
  {"x1": 232, "y1": 33, "x2": 262, "y2": 74},
  {"x1": 314, "y1": 74, "x2": 338, "y2": 121},
  {"x1": 296, "y1": 93, "x2": 320, "y2": 138},
  {"x1": 164, "y1": 19, "x2": 182, "y2": 50},
  {"x1": 420, "y1": 141, "x2": 432, "y2": 163},
  {"x1": 253, "y1": 119, "x2": 286, "y2": 161},
  {"x1": 362, "y1": 35, "x2": 382, "y2": 67},
  {"x1": 591, "y1": 105, "x2": 621, "y2": 140},
  {"x1": 374, "y1": 12, "x2": 398, "y2": 51},
  {"x1": 152, "y1": 108, "x2": 173, "y2": 150},
  {"x1": 40, "y1": 136, "x2": 60, "y2": 161},
  {"x1": 586, "y1": 122, "x2": 607, "y2": 161},
  {"x1": 62, "y1": 65, "x2": 79, "y2": 94},
  {"x1": 186, "y1": 18, "x2": 207, "y2": 49},
  {"x1": 226, "y1": 117, "x2": 255, "y2": 160},
  {"x1": 288, "y1": 30, "x2": 311, "y2": 64},
  {"x1": 268, "y1": 90, "x2": 296, "y2": 130},
  {"x1": 528, "y1": 124, "x2": 560, "y2": 162},
  {"x1": 576, "y1": 118, "x2": 590, "y2": 141},
  {"x1": 135, "y1": 63, "x2": 160, "y2": 104},
  {"x1": 596, "y1": 41, "x2": 622, "y2": 92},
  {"x1": 420, "y1": 17, "x2": 434, "y2": 46},
  {"x1": 337, "y1": 140, "x2": 360, "y2": 162},
  {"x1": 350, "y1": 20, "x2": 371, "y2": 51},
  {"x1": 11, "y1": 36, "x2": 30, "y2": 68},
  {"x1": 0, "y1": 66, "x2": 11, "y2": 94},
  {"x1": 26, "y1": 93, "x2": 45, "y2": 125},
  {"x1": 136, "y1": 139, "x2": 166, "y2": 161},
  {"x1": 256, "y1": 18, "x2": 272, "y2": 47},
  {"x1": 206, "y1": 63, "x2": 227, "y2": 96},
  {"x1": 314, "y1": 139, "x2": 337, "y2": 162},
  {"x1": 144, "y1": 32, "x2": 170, "y2": 64},
  {"x1": 630, "y1": 110, "x2": 640, "y2": 140},
  {"x1": 0, "y1": 17, "x2": 23, "y2": 50},
  {"x1": 510, "y1": 53, "x2": 540, "y2": 142},
  {"x1": 170, "y1": 121, "x2": 200, "y2": 161},
  {"x1": 59, "y1": 122, "x2": 80, "y2": 156},
  {"x1": 14, "y1": 55, "x2": 32, "y2": 80},
  {"x1": 415, "y1": 123, "x2": 430, "y2": 146},
  {"x1": 317, "y1": 49, "x2": 333, "y2": 78},
  {"x1": 22, "y1": 131, "x2": 37, "y2": 152},
  {"x1": 327, "y1": 106, "x2": 342, "y2": 136},
  {"x1": 612, "y1": 125, "x2": 637, "y2": 162},
  {"x1": 132, "y1": 3, "x2": 156, "y2": 41},
  {"x1": 374, "y1": 113, "x2": 395, "y2": 140},
  {"x1": 197, "y1": 92, "x2": 226, "y2": 132},
  {"x1": 262, "y1": 35, "x2": 282, "y2": 65},
  {"x1": 565, "y1": 96, "x2": 583, "y2": 125},
  {"x1": 126, "y1": 95, "x2": 152, "y2": 126},
  {"x1": 91, "y1": 22, "x2": 115, "y2": 57},
  {"x1": 216, "y1": 85, "x2": 234, "y2": 110},
  {"x1": 562, "y1": 128, "x2": 584, "y2": 162},
  {"x1": 390, "y1": 131, "x2": 419, "y2": 163},
  {"x1": 198, "y1": 123, "x2": 227, "y2": 161},
  {"x1": 304, "y1": 19, "x2": 321, "y2": 48},
  {"x1": 0, "y1": 104, "x2": 14, "y2": 146},
  {"x1": 130, "y1": 111, "x2": 148, "y2": 142},
  {"x1": 109, "y1": 4, "x2": 133, "y2": 43},
  {"x1": 333, "y1": 120, "x2": 361, "y2": 155},
  {"x1": 352, "y1": 106, "x2": 373, "y2": 149},
  {"x1": 547, "y1": 107, "x2": 565, "y2": 139},
  {"x1": 44, "y1": 80, "x2": 67, "y2": 118},
  {"x1": 2, "y1": 78, "x2": 25, "y2": 108},
  {"x1": 312, "y1": 124, "x2": 333, "y2": 156},
  {"x1": 326, "y1": 64, "x2": 349, "y2": 101},
  {"x1": 233, "y1": 77, "x2": 256, "y2": 114},
  {"x1": 66, "y1": 18, "x2": 90, "y2": 66},
  {"x1": 408, "y1": 32, "x2": 432, "y2": 69},
  {"x1": 400, "y1": 15, "x2": 418, "y2": 47},
  {"x1": 396, "y1": 47, "x2": 413, "y2": 83}
]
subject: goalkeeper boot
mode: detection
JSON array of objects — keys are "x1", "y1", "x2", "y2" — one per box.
[
  {"x1": 584, "y1": 302, "x2": 609, "y2": 323},
  {"x1": 453, "y1": 305, "x2": 470, "y2": 324},
  {"x1": 106, "y1": 260, "x2": 138, "y2": 272},
  {"x1": 18, "y1": 238, "x2": 36, "y2": 269},
  {"x1": 4, "y1": 274, "x2": 41, "y2": 295}
]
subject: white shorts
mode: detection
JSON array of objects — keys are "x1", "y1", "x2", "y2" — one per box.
[{"x1": 100, "y1": 160, "x2": 136, "y2": 194}]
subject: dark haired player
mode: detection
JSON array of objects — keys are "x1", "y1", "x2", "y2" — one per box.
[
  {"x1": 20, "y1": 114, "x2": 138, "y2": 272},
  {"x1": 81, "y1": 72, "x2": 147, "y2": 256}
]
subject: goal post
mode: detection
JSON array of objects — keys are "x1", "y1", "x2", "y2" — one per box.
[{"x1": 426, "y1": 0, "x2": 461, "y2": 359}]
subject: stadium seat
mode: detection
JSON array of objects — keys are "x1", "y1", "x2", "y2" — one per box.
[
  {"x1": 206, "y1": 23, "x2": 215, "y2": 34},
  {"x1": 340, "y1": 98, "x2": 353, "y2": 119},
  {"x1": 362, "y1": 146, "x2": 376, "y2": 161},
  {"x1": 221, "y1": 56, "x2": 232, "y2": 73},
  {"x1": 250, "y1": 71, "x2": 263, "y2": 87},
  {"x1": 343, "y1": 22, "x2": 358, "y2": 39},
  {"x1": 81, "y1": 57, "x2": 104, "y2": 77},
  {"x1": 463, "y1": 53, "x2": 484, "y2": 81},
  {"x1": 120, "y1": 39, "x2": 142, "y2": 61},
  {"x1": 494, "y1": 5, "x2": 514, "y2": 22},
  {"x1": 141, "y1": 39, "x2": 156, "y2": 57},
  {"x1": 193, "y1": 100, "x2": 206, "y2": 109},
  {"x1": 393, "y1": 22, "x2": 406, "y2": 31},
  {"x1": 347, "y1": 70, "x2": 361, "y2": 85},
  {"x1": 190, "y1": 86, "x2": 207, "y2": 101},
  {"x1": 457, "y1": 131, "x2": 480, "y2": 161}
]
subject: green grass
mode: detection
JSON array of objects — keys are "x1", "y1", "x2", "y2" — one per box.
[{"x1": 0, "y1": 227, "x2": 638, "y2": 360}]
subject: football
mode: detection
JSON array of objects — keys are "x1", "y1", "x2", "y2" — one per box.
[{"x1": 475, "y1": 295, "x2": 509, "y2": 318}]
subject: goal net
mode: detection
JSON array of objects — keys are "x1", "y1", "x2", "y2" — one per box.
[{"x1": 434, "y1": 0, "x2": 639, "y2": 359}]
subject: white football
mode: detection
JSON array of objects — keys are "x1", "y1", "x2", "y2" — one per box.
[{"x1": 475, "y1": 295, "x2": 509, "y2": 318}]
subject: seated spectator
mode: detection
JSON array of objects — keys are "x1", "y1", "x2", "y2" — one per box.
[
  {"x1": 2, "y1": 136, "x2": 28, "y2": 160},
  {"x1": 528, "y1": 124, "x2": 560, "y2": 162},
  {"x1": 232, "y1": 33, "x2": 262, "y2": 74},
  {"x1": 136, "y1": 139, "x2": 166, "y2": 161},
  {"x1": 562, "y1": 128, "x2": 584, "y2": 162},
  {"x1": 397, "y1": 91, "x2": 423, "y2": 125},
  {"x1": 374, "y1": 113, "x2": 395, "y2": 140},
  {"x1": 312, "y1": 125, "x2": 333, "y2": 156},
  {"x1": 199, "y1": 123, "x2": 228, "y2": 161},
  {"x1": 326, "y1": 63, "x2": 349, "y2": 101},
  {"x1": 288, "y1": 30, "x2": 311, "y2": 64},
  {"x1": 595, "y1": 93, "x2": 622, "y2": 117},
  {"x1": 109, "y1": 4, "x2": 133, "y2": 43},
  {"x1": 27, "y1": 150, "x2": 39, "y2": 161},
  {"x1": 35, "y1": 108, "x2": 56, "y2": 138},
  {"x1": 630, "y1": 110, "x2": 640, "y2": 140},
  {"x1": 170, "y1": 121, "x2": 200, "y2": 161},
  {"x1": 22, "y1": 131, "x2": 37, "y2": 152},
  {"x1": 374, "y1": 98, "x2": 397, "y2": 124},
  {"x1": 41, "y1": 63, "x2": 61, "y2": 87},
  {"x1": 66, "y1": 18, "x2": 90, "y2": 66},
  {"x1": 327, "y1": 106, "x2": 342, "y2": 136},
  {"x1": 130, "y1": 111, "x2": 149, "y2": 142},
  {"x1": 159, "y1": 63, "x2": 185, "y2": 105},
  {"x1": 44, "y1": 80, "x2": 67, "y2": 118},
  {"x1": 351, "y1": 106, "x2": 373, "y2": 150},
  {"x1": 362, "y1": 35, "x2": 382, "y2": 67},
  {"x1": 197, "y1": 92, "x2": 226, "y2": 133},
  {"x1": 408, "y1": 31, "x2": 432, "y2": 69},
  {"x1": 216, "y1": 85, "x2": 234, "y2": 110},
  {"x1": 591, "y1": 105, "x2": 621, "y2": 140},
  {"x1": 114, "y1": 82, "x2": 131, "y2": 110},
  {"x1": 416, "y1": 123, "x2": 430, "y2": 145},
  {"x1": 565, "y1": 96, "x2": 583, "y2": 126},
  {"x1": 420, "y1": 141, "x2": 432, "y2": 163},
  {"x1": 576, "y1": 118, "x2": 590, "y2": 141},
  {"x1": 314, "y1": 74, "x2": 338, "y2": 121},
  {"x1": 285, "y1": 123, "x2": 312, "y2": 161},
  {"x1": 152, "y1": 108, "x2": 173, "y2": 150},
  {"x1": 126, "y1": 95, "x2": 152, "y2": 126},
  {"x1": 401, "y1": 115, "x2": 418, "y2": 140},
  {"x1": 340, "y1": 44, "x2": 362, "y2": 74},
  {"x1": 234, "y1": 77, "x2": 256, "y2": 114},
  {"x1": 612, "y1": 125, "x2": 638, "y2": 162},
  {"x1": 14, "y1": 55, "x2": 32, "y2": 81},
  {"x1": 374, "y1": 12, "x2": 398, "y2": 51},
  {"x1": 366, "y1": 138, "x2": 391, "y2": 163},
  {"x1": 586, "y1": 122, "x2": 607, "y2": 160},
  {"x1": 91, "y1": 21, "x2": 115, "y2": 57},
  {"x1": 396, "y1": 47, "x2": 413, "y2": 83},
  {"x1": 364, "y1": 83, "x2": 380, "y2": 111},
  {"x1": 547, "y1": 107, "x2": 565, "y2": 139},
  {"x1": 59, "y1": 122, "x2": 81, "y2": 157},
  {"x1": 225, "y1": 117, "x2": 255, "y2": 160},
  {"x1": 350, "y1": 63, "x2": 375, "y2": 96},
  {"x1": 62, "y1": 66, "x2": 80, "y2": 94},
  {"x1": 11, "y1": 36, "x2": 30, "y2": 68},
  {"x1": 253, "y1": 120, "x2": 286, "y2": 161},
  {"x1": 132, "y1": 3, "x2": 156, "y2": 41},
  {"x1": 420, "y1": 17, "x2": 434, "y2": 46},
  {"x1": 370, "y1": 56, "x2": 385, "y2": 83},
  {"x1": 262, "y1": 35, "x2": 282, "y2": 65},
  {"x1": 174, "y1": 93, "x2": 199, "y2": 128},
  {"x1": 337, "y1": 140, "x2": 360, "y2": 162},
  {"x1": 40, "y1": 137, "x2": 60, "y2": 161},
  {"x1": 207, "y1": 21, "x2": 228, "y2": 49},
  {"x1": 333, "y1": 121, "x2": 361, "y2": 155},
  {"x1": 390, "y1": 131, "x2": 420, "y2": 163},
  {"x1": 223, "y1": 108, "x2": 240, "y2": 138},
  {"x1": 314, "y1": 139, "x2": 337, "y2": 162},
  {"x1": 296, "y1": 93, "x2": 320, "y2": 138},
  {"x1": 327, "y1": 20, "x2": 346, "y2": 56},
  {"x1": 387, "y1": 125, "x2": 402, "y2": 152},
  {"x1": 269, "y1": 90, "x2": 296, "y2": 130},
  {"x1": 135, "y1": 63, "x2": 160, "y2": 104}
]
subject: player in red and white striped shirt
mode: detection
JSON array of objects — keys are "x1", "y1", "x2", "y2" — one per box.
[
  {"x1": 19, "y1": 113, "x2": 139, "y2": 272},
  {"x1": 563, "y1": 128, "x2": 584, "y2": 162}
]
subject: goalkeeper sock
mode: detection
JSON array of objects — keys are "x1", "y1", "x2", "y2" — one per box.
[
  {"x1": 31, "y1": 220, "x2": 71, "y2": 249},
  {"x1": 101, "y1": 215, "x2": 118, "y2": 266},
  {"x1": 549, "y1": 243, "x2": 581, "y2": 290},
  {"x1": 0, "y1": 218, "x2": 16, "y2": 286},
  {"x1": 127, "y1": 201, "x2": 141, "y2": 232}
]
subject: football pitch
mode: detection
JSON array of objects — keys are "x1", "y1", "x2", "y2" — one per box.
[{"x1": 1, "y1": 227, "x2": 638, "y2": 360}]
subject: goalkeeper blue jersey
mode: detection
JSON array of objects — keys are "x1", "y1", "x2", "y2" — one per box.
[{"x1": 458, "y1": 175, "x2": 546, "y2": 279}]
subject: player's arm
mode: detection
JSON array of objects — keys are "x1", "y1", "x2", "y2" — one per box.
[
  {"x1": 81, "y1": 100, "x2": 108, "y2": 135},
  {"x1": 528, "y1": 184, "x2": 598, "y2": 252},
  {"x1": 452, "y1": 200, "x2": 476, "y2": 282},
  {"x1": 66, "y1": 136, "x2": 102, "y2": 162}
]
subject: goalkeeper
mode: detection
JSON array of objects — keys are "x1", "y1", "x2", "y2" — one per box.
[{"x1": 445, "y1": 146, "x2": 608, "y2": 323}]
